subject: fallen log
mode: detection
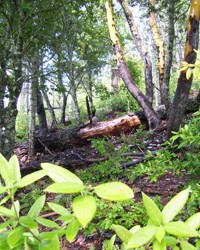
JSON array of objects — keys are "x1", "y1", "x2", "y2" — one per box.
[
  {"x1": 78, "y1": 114, "x2": 142, "y2": 139},
  {"x1": 34, "y1": 114, "x2": 142, "y2": 151}
]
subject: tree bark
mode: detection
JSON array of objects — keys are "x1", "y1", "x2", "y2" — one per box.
[
  {"x1": 119, "y1": 0, "x2": 153, "y2": 104},
  {"x1": 34, "y1": 114, "x2": 142, "y2": 151},
  {"x1": 105, "y1": 1, "x2": 160, "y2": 129},
  {"x1": 149, "y1": 0, "x2": 165, "y2": 105},
  {"x1": 37, "y1": 89, "x2": 48, "y2": 130},
  {"x1": 162, "y1": 0, "x2": 175, "y2": 114},
  {"x1": 166, "y1": 0, "x2": 200, "y2": 139},
  {"x1": 42, "y1": 88, "x2": 58, "y2": 127}
]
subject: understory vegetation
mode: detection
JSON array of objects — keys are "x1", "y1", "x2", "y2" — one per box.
[{"x1": 2, "y1": 110, "x2": 199, "y2": 249}]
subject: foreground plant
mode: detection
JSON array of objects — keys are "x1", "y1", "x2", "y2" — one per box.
[
  {"x1": 107, "y1": 189, "x2": 200, "y2": 250},
  {"x1": 0, "y1": 154, "x2": 133, "y2": 249}
]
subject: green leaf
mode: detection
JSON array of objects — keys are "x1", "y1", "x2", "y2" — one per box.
[
  {"x1": 7, "y1": 226, "x2": 24, "y2": 248},
  {"x1": 48, "y1": 202, "x2": 71, "y2": 216},
  {"x1": 19, "y1": 216, "x2": 38, "y2": 229},
  {"x1": 112, "y1": 224, "x2": 133, "y2": 243},
  {"x1": 107, "y1": 235, "x2": 116, "y2": 250},
  {"x1": 45, "y1": 182, "x2": 85, "y2": 194},
  {"x1": 162, "y1": 189, "x2": 190, "y2": 224},
  {"x1": 172, "y1": 246, "x2": 180, "y2": 250},
  {"x1": 185, "y1": 212, "x2": 200, "y2": 229},
  {"x1": 0, "y1": 194, "x2": 11, "y2": 205},
  {"x1": 155, "y1": 226, "x2": 165, "y2": 243},
  {"x1": 24, "y1": 238, "x2": 31, "y2": 250},
  {"x1": 94, "y1": 182, "x2": 133, "y2": 201},
  {"x1": 164, "y1": 236, "x2": 177, "y2": 246},
  {"x1": 36, "y1": 217, "x2": 59, "y2": 229},
  {"x1": 28, "y1": 195, "x2": 46, "y2": 219},
  {"x1": 56, "y1": 215, "x2": 73, "y2": 222},
  {"x1": 127, "y1": 226, "x2": 157, "y2": 248},
  {"x1": 153, "y1": 239, "x2": 166, "y2": 250},
  {"x1": 66, "y1": 219, "x2": 80, "y2": 243},
  {"x1": 164, "y1": 221, "x2": 199, "y2": 238},
  {"x1": 0, "y1": 153, "x2": 11, "y2": 186},
  {"x1": 142, "y1": 193, "x2": 162, "y2": 226},
  {"x1": 12, "y1": 200, "x2": 20, "y2": 217},
  {"x1": 0, "y1": 206, "x2": 15, "y2": 217},
  {"x1": 0, "y1": 231, "x2": 9, "y2": 249},
  {"x1": 0, "y1": 186, "x2": 7, "y2": 194},
  {"x1": 39, "y1": 235, "x2": 60, "y2": 250},
  {"x1": 129, "y1": 225, "x2": 141, "y2": 235},
  {"x1": 72, "y1": 195, "x2": 96, "y2": 228},
  {"x1": 0, "y1": 220, "x2": 11, "y2": 230},
  {"x1": 41, "y1": 163, "x2": 83, "y2": 184},
  {"x1": 16, "y1": 170, "x2": 47, "y2": 188},
  {"x1": 180, "y1": 240, "x2": 196, "y2": 250},
  {"x1": 9, "y1": 155, "x2": 21, "y2": 183}
]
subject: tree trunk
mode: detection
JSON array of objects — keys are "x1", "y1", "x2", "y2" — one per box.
[
  {"x1": 162, "y1": 0, "x2": 175, "y2": 114},
  {"x1": 166, "y1": 0, "x2": 200, "y2": 139},
  {"x1": 29, "y1": 78, "x2": 37, "y2": 156},
  {"x1": 70, "y1": 84, "x2": 81, "y2": 124},
  {"x1": 111, "y1": 67, "x2": 120, "y2": 93},
  {"x1": 119, "y1": 0, "x2": 153, "y2": 104},
  {"x1": 42, "y1": 88, "x2": 57, "y2": 127},
  {"x1": 149, "y1": 0, "x2": 165, "y2": 105},
  {"x1": 37, "y1": 89, "x2": 48, "y2": 130},
  {"x1": 105, "y1": 1, "x2": 160, "y2": 129}
]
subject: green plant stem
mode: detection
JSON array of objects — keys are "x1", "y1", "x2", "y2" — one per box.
[
  {"x1": 9, "y1": 189, "x2": 19, "y2": 220},
  {"x1": 28, "y1": 228, "x2": 42, "y2": 243}
]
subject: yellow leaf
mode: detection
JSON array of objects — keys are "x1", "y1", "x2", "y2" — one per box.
[{"x1": 186, "y1": 68, "x2": 193, "y2": 79}]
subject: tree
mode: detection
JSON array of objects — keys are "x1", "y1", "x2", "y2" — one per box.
[
  {"x1": 119, "y1": 0, "x2": 154, "y2": 104},
  {"x1": 166, "y1": 0, "x2": 200, "y2": 139},
  {"x1": 0, "y1": 0, "x2": 25, "y2": 158},
  {"x1": 105, "y1": 0, "x2": 161, "y2": 129}
]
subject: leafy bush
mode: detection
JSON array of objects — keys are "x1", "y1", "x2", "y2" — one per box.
[
  {"x1": 0, "y1": 153, "x2": 133, "y2": 249},
  {"x1": 107, "y1": 189, "x2": 200, "y2": 250},
  {"x1": 84, "y1": 199, "x2": 147, "y2": 236}
]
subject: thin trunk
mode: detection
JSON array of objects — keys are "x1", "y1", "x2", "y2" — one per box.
[
  {"x1": 111, "y1": 67, "x2": 120, "y2": 93},
  {"x1": 119, "y1": 0, "x2": 153, "y2": 104},
  {"x1": 29, "y1": 77, "x2": 37, "y2": 156},
  {"x1": 42, "y1": 88, "x2": 57, "y2": 127},
  {"x1": 166, "y1": 0, "x2": 200, "y2": 139},
  {"x1": 162, "y1": 0, "x2": 175, "y2": 114},
  {"x1": 106, "y1": 1, "x2": 160, "y2": 129},
  {"x1": 149, "y1": 0, "x2": 165, "y2": 105},
  {"x1": 88, "y1": 72, "x2": 95, "y2": 115},
  {"x1": 71, "y1": 86, "x2": 81, "y2": 124},
  {"x1": 37, "y1": 89, "x2": 48, "y2": 130}
]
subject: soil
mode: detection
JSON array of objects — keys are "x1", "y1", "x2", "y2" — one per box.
[{"x1": 13, "y1": 124, "x2": 196, "y2": 250}]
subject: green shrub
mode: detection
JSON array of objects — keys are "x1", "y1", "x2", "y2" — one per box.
[
  {"x1": 107, "y1": 189, "x2": 200, "y2": 250},
  {"x1": 0, "y1": 154, "x2": 133, "y2": 249}
]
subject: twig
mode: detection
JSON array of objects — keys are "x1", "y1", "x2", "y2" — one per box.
[{"x1": 37, "y1": 138, "x2": 55, "y2": 156}]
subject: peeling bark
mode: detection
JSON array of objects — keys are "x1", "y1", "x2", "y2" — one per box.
[
  {"x1": 119, "y1": 0, "x2": 153, "y2": 104},
  {"x1": 106, "y1": 1, "x2": 160, "y2": 129},
  {"x1": 149, "y1": 0, "x2": 165, "y2": 104},
  {"x1": 167, "y1": 0, "x2": 200, "y2": 139}
]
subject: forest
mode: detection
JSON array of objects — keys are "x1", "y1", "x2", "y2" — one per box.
[{"x1": 0, "y1": 0, "x2": 199, "y2": 249}]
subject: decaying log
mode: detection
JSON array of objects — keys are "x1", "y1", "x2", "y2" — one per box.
[
  {"x1": 78, "y1": 114, "x2": 142, "y2": 139},
  {"x1": 33, "y1": 114, "x2": 142, "y2": 151}
]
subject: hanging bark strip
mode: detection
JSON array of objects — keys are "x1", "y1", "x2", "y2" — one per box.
[
  {"x1": 166, "y1": 0, "x2": 200, "y2": 139},
  {"x1": 119, "y1": 0, "x2": 153, "y2": 104},
  {"x1": 149, "y1": 0, "x2": 165, "y2": 102},
  {"x1": 105, "y1": 1, "x2": 160, "y2": 129}
]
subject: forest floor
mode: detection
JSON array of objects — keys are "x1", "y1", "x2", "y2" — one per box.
[{"x1": 14, "y1": 117, "x2": 196, "y2": 250}]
